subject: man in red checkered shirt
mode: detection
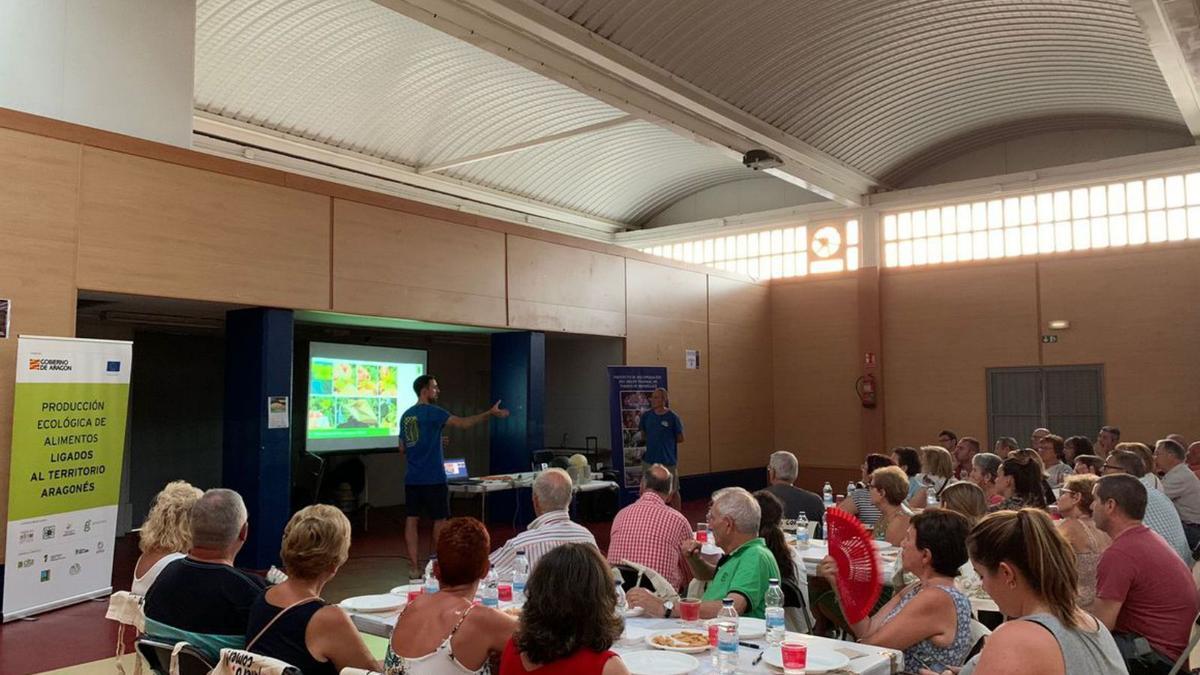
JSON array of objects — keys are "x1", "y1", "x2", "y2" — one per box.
[{"x1": 606, "y1": 464, "x2": 693, "y2": 590}]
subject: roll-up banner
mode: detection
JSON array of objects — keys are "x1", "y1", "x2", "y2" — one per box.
[
  {"x1": 3, "y1": 336, "x2": 132, "y2": 621},
  {"x1": 607, "y1": 365, "x2": 667, "y2": 506}
]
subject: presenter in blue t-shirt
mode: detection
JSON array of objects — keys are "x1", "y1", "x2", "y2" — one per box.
[
  {"x1": 400, "y1": 374, "x2": 508, "y2": 568},
  {"x1": 637, "y1": 387, "x2": 685, "y2": 509}
]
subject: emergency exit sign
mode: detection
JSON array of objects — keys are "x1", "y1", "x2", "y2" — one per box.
[{"x1": 1041, "y1": 335, "x2": 1058, "y2": 343}]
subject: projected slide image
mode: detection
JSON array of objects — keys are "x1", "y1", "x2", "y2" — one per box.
[{"x1": 307, "y1": 357, "x2": 421, "y2": 440}]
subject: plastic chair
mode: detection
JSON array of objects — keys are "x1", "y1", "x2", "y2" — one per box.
[
  {"x1": 135, "y1": 638, "x2": 213, "y2": 675},
  {"x1": 966, "y1": 618, "x2": 991, "y2": 662},
  {"x1": 781, "y1": 577, "x2": 812, "y2": 633},
  {"x1": 612, "y1": 563, "x2": 659, "y2": 592},
  {"x1": 1167, "y1": 610, "x2": 1200, "y2": 675}
]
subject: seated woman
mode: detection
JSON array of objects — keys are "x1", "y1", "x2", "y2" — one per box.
[
  {"x1": 966, "y1": 453, "x2": 1004, "y2": 507},
  {"x1": 752, "y1": 490, "x2": 797, "y2": 585},
  {"x1": 500, "y1": 543, "x2": 629, "y2": 675},
  {"x1": 911, "y1": 446, "x2": 956, "y2": 509},
  {"x1": 1063, "y1": 436, "x2": 1093, "y2": 465},
  {"x1": 132, "y1": 480, "x2": 203, "y2": 595},
  {"x1": 838, "y1": 453, "x2": 896, "y2": 528},
  {"x1": 934, "y1": 483, "x2": 987, "y2": 598},
  {"x1": 387, "y1": 517, "x2": 517, "y2": 674},
  {"x1": 989, "y1": 450, "x2": 1049, "y2": 512},
  {"x1": 246, "y1": 505, "x2": 380, "y2": 674},
  {"x1": 945, "y1": 509, "x2": 1124, "y2": 674},
  {"x1": 818, "y1": 510, "x2": 975, "y2": 673},
  {"x1": 891, "y1": 447, "x2": 924, "y2": 503},
  {"x1": 1054, "y1": 475, "x2": 1110, "y2": 609}
]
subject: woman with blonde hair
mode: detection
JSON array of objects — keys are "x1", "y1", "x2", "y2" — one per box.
[
  {"x1": 1054, "y1": 475, "x2": 1110, "y2": 609},
  {"x1": 132, "y1": 480, "x2": 204, "y2": 595},
  {"x1": 247, "y1": 505, "x2": 380, "y2": 674},
  {"x1": 912, "y1": 446, "x2": 955, "y2": 509},
  {"x1": 924, "y1": 509, "x2": 1124, "y2": 674},
  {"x1": 938, "y1": 483, "x2": 988, "y2": 526}
]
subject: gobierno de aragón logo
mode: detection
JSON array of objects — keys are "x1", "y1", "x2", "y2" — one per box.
[{"x1": 28, "y1": 359, "x2": 72, "y2": 372}]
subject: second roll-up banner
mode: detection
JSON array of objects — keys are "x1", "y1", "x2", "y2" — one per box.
[{"x1": 3, "y1": 335, "x2": 132, "y2": 621}]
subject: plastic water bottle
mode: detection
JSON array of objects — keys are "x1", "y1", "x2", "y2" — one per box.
[
  {"x1": 613, "y1": 578, "x2": 628, "y2": 615},
  {"x1": 846, "y1": 481, "x2": 857, "y2": 499},
  {"x1": 482, "y1": 566, "x2": 499, "y2": 608},
  {"x1": 423, "y1": 555, "x2": 439, "y2": 594},
  {"x1": 512, "y1": 550, "x2": 529, "y2": 605},
  {"x1": 795, "y1": 514, "x2": 810, "y2": 548},
  {"x1": 716, "y1": 598, "x2": 739, "y2": 674},
  {"x1": 765, "y1": 578, "x2": 785, "y2": 645},
  {"x1": 822, "y1": 481, "x2": 834, "y2": 507}
]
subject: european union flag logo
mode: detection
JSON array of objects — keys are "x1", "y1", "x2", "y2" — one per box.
[{"x1": 106, "y1": 361, "x2": 121, "y2": 372}]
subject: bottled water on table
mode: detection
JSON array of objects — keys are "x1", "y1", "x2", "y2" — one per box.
[
  {"x1": 822, "y1": 481, "x2": 834, "y2": 507},
  {"x1": 846, "y1": 481, "x2": 857, "y2": 499},
  {"x1": 795, "y1": 514, "x2": 810, "y2": 548},
  {"x1": 716, "y1": 598, "x2": 739, "y2": 674},
  {"x1": 482, "y1": 566, "x2": 499, "y2": 608},
  {"x1": 765, "y1": 578, "x2": 785, "y2": 645},
  {"x1": 613, "y1": 578, "x2": 628, "y2": 614},
  {"x1": 512, "y1": 550, "x2": 529, "y2": 604},
  {"x1": 423, "y1": 555, "x2": 439, "y2": 594}
]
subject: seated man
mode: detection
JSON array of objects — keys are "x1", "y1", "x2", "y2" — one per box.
[
  {"x1": 1091, "y1": 474, "x2": 1199, "y2": 672},
  {"x1": 763, "y1": 451, "x2": 824, "y2": 524},
  {"x1": 489, "y1": 468, "x2": 597, "y2": 577},
  {"x1": 628, "y1": 487, "x2": 780, "y2": 620},
  {"x1": 1154, "y1": 438, "x2": 1200, "y2": 551},
  {"x1": 606, "y1": 464, "x2": 692, "y2": 590},
  {"x1": 144, "y1": 488, "x2": 267, "y2": 661},
  {"x1": 1101, "y1": 450, "x2": 1192, "y2": 562}
]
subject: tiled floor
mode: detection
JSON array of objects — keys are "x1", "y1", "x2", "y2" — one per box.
[{"x1": 4, "y1": 500, "x2": 705, "y2": 674}]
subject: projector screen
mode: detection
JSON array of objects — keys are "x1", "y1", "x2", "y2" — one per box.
[{"x1": 306, "y1": 342, "x2": 427, "y2": 453}]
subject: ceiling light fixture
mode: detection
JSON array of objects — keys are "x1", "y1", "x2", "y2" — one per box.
[
  {"x1": 743, "y1": 149, "x2": 814, "y2": 191},
  {"x1": 1048, "y1": 320, "x2": 1071, "y2": 330}
]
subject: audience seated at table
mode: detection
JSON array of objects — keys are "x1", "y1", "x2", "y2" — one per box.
[
  {"x1": 965, "y1": 453, "x2": 1003, "y2": 508},
  {"x1": 890, "y1": 446, "x2": 924, "y2": 502},
  {"x1": 763, "y1": 450, "x2": 825, "y2": 526},
  {"x1": 489, "y1": 468, "x2": 597, "y2": 578},
  {"x1": 1153, "y1": 438, "x2": 1200, "y2": 550},
  {"x1": 837, "y1": 453, "x2": 895, "y2": 527},
  {"x1": 1097, "y1": 425, "x2": 1121, "y2": 459},
  {"x1": 1073, "y1": 454, "x2": 1105, "y2": 476},
  {"x1": 934, "y1": 483, "x2": 986, "y2": 598},
  {"x1": 1119, "y1": 442, "x2": 1164, "y2": 491},
  {"x1": 631, "y1": 487, "x2": 780, "y2": 620},
  {"x1": 388, "y1": 517, "x2": 518, "y2": 675},
  {"x1": 1090, "y1": 474, "x2": 1199, "y2": 672},
  {"x1": 752, "y1": 490, "x2": 798, "y2": 586},
  {"x1": 1102, "y1": 450, "x2": 1192, "y2": 562},
  {"x1": 247, "y1": 505, "x2": 379, "y2": 674},
  {"x1": 864, "y1": 467, "x2": 913, "y2": 547},
  {"x1": 993, "y1": 436, "x2": 1020, "y2": 459},
  {"x1": 989, "y1": 450, "x2": 1049, "y2": 512},
  {"x1": 1037, "y1": 434, "x2": 1074, "y2": 487},
  {"x1": 132, "y1": 480, "x2": 203, "y2": 595},
  {"x1": 820, "y1": 510, "x2": 975, "y2": 673},
  {"x1": 1064, "y1": 436, "x2": 1093, "y2": 465},
  {"x1": 911, "y1": 446, "x2": 956, "y2": 509},
  {"x1": 143, "y1": 488, "x2": 267, "y2": 661},
  {"x1": 1053, "y1": 475, "x2": 1110, "y2": 609},
  {"x1": 499, "y1": 543, "x2": 629, "y2": 675},
  {"x1": 606, "y1": 464, "x2": 692, "y2": 590},
  {"x1": 939, "y1": 509, "x2": 1126, "y2": 675},
  {"x1": 952, "y1": 437, "x2": 981, "y2": 481}
]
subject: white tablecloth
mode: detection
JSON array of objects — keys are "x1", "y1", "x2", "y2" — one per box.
[{"x1": 616, "y1": 618, "x2": 902, "y2": 675}]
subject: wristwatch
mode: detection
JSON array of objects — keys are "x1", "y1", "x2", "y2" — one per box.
[{"x1": 663, "y1": 600, "x2": 675, "y2": 618}]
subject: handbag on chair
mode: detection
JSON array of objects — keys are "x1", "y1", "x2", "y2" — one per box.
[{"x1": 105, "y1": 591, "x2": 146, "y2": 675}]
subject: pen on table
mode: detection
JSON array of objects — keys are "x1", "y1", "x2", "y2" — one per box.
[
  {"x1": 752, "y1": 651, "x2": 764, "y2": 666},
  {"x1": 739, "y1": 641, "x2": 761, "y2": 650}
]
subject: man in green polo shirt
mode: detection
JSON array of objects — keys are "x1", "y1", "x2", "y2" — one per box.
[{"x1": 626, "y1": 486, "x2": 780, "y2": 619}]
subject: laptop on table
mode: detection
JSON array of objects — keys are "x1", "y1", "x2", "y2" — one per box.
[{"x1": 444, "y1": 458, "x2": 480, "y2": 485}]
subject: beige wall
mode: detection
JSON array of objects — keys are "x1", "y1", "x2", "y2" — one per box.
[{"x1": 708, "y1": 276, "x2": 773, "y2": 472}]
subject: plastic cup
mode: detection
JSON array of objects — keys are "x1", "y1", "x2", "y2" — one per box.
[
  {"x1": 782, "y1": 640, "x2": 808, "y2": 674},
  {"x1": 498, "y1": 582, "x2": 513, "y2": 602},
  {"x1": 679, "y1": 597, "x2": 701, "y2": 623},
  {"x1": 407, "y1": 588, "x2": 421, "y2": 603},
  {"x1": 696, "y1": 523, "x2": 708, "y2": 543},
  {"x1": 707, "y1": 623, "x2": 719, "y2": 648}
]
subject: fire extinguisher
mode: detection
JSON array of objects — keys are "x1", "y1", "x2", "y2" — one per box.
[{"x1": 856, "y1": 374, "x2": 878, "y2": 409}]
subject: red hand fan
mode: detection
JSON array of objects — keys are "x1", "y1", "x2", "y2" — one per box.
[{"x1": 824, "y1": 508, "x2": 882, "y2": 623}]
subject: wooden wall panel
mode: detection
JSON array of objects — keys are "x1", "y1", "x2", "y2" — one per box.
[
  {"x1": 708, "y1": 276, "x2": 773, "y2": 472},
  {"x1": 1038, "y1": 246, "x2": 1200, "y2": 443},
  {"x1": 0, "y1": 129, "x2": 81, "y2": 561},
  {"x1": 76, "y1": 147, "x2": 331, "y2": 309},
  {"x1": 626, "y1": 260, "x2": 710, "y2": 476},
  {"x1": 771, "y1": 277, "x2": 862, "y2": 468},
  {"x1": 507, "y1": 235, "x2": 626, "y2": 336},
  {"x1": 332, "y1": 200, "x2": 506, "y2": 327},
  {"x1": 881, "y1": 264, "x2": 1040, "y2": 447}
]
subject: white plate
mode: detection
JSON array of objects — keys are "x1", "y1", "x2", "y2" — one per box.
[
  {"x1": 704, "y1": 617, "x2": 766, "y2": 639},
  {"x1": 340, "y1": 594, "x2": 404, "y2": 613},
  {"x1": 622, "y1": 606, "x2": 645, "y2": 618},
  {"x1": 645, "y1": 629, "x2": 711, "y2": 653},
  {"x1": 762, "y1": 645, "x2": 851, "y2": 673},
  {"x1": 389, "y1": 584, "x2": 421, "y2": 596},
  {"x1": 621, "y1": 650, "x2": 700, "y2": 675},
  {"x1": 621, "y1": 626, "x2": 655, "y2": 642}
]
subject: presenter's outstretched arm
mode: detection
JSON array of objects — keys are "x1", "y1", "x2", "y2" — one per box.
[{"x1": 446, "y1": 400, "x2": 510, "y2": 429}]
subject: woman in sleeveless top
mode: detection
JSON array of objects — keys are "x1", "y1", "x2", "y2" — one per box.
[
  {"x1": 1055, "y1": 475, "x2": 1110, "y2": 609},
  {"x1": 838, "y1": 453, "x2": 896, "y2": 528},
  {"x1": 943, "y1": 509, "x2": 1125, "y2": 675},
  {"x1": 869, "y1": 467, "x2": 913, "y2": 546},
  {"x1": 499, "y1": 543, "x2": 629, "y2": 675},
  {"x1": 247, "y1": 505, "x2": 381, "y2": 673},
  {"x1": 818, "y1": 510, "x2": 975, "y2": 673},
  {"x1": 911, "y1": 446, "x2": 955, "y2": 510},
  {"x1": 387, "y1": 518, "x2": 517, "y2": 675},
  {"x1": 132, "y1": 480, "x2": 202, "y2": 595}
]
